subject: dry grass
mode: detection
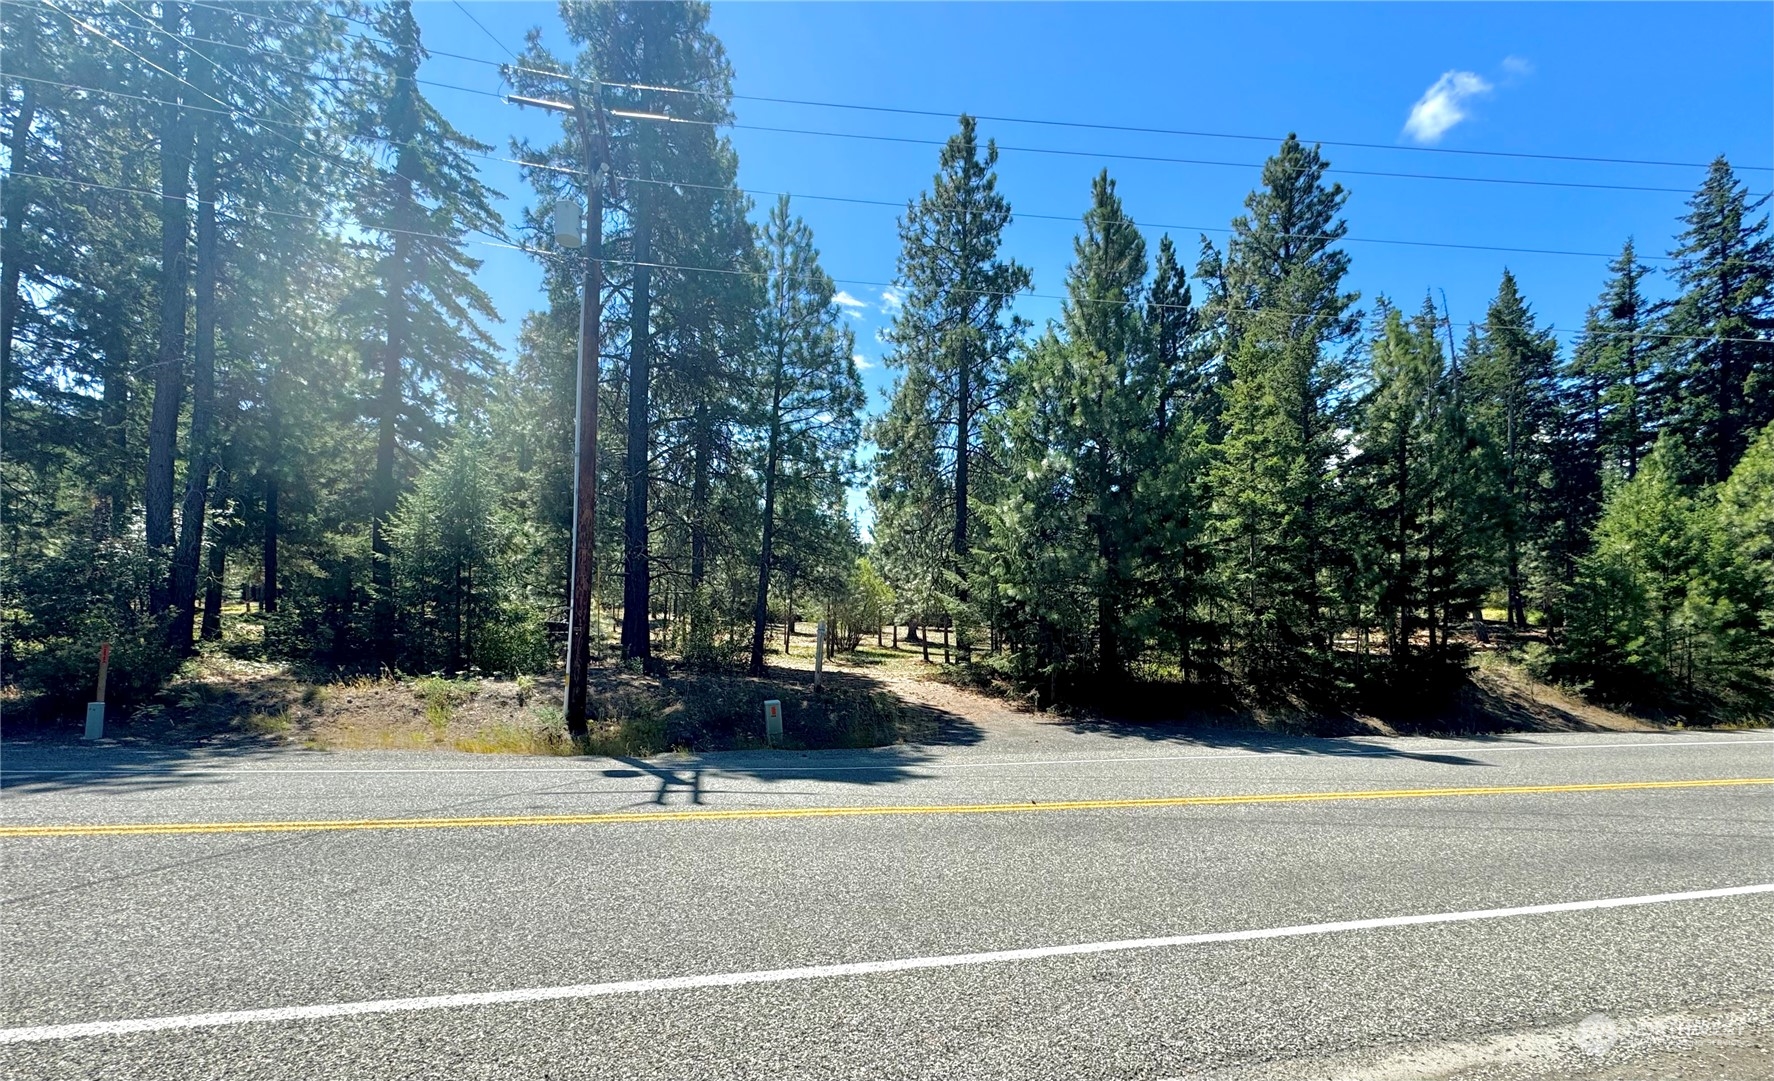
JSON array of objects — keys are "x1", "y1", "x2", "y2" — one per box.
[{"x1": 767, "y1": 622, "x2": 953, "y2": 678}]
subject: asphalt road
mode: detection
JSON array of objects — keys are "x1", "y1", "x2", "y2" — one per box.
[{"x1": 3, "y1": 723, "x2": 1772, "y2": 1080}]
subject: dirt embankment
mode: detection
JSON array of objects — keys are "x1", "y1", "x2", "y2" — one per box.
[{"x1": 3, "y1": 637, "x2": 1693, "y2": 758}]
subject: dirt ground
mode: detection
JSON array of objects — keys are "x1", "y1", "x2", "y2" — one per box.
[{"x1": 4, "y1": 621, "x2": 1685, "y2": 756}]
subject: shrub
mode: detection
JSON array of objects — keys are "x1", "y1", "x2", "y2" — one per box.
[{"x1": 4, "y1": 533, "x2": 183, "y2": 717}]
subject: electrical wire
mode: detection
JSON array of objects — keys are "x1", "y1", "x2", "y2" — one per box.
[
  {"x1": 5, "y1": 73, "x2": 1706, "y2": 264},
  {"x1": 12, "y1": 168, "x2": 1764, "y2": 348},
  {"x1": 40, "y1": 0, "x2": 514, "y2": 251},
  {"x1": 35, "y1": 1, "x2": 1769, "y2": 195},
  {"x1": 176, "y1": 0, "x2": 1774, "y2": 174}
]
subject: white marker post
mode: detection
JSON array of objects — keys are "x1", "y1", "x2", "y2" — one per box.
[
  {"x1": 763, "y1": 699, "x2": 783, "y2": 746},
  {"x1": 814, "y1": 621, "x2": 825, "y2": 688},
  {"x1": 82, "y1": 641, "x2": 110, "y2": 740}
]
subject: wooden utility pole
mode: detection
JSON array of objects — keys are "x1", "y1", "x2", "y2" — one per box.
[{"x1": 509, "y1": 87, "x2": 611, "y2": 738}]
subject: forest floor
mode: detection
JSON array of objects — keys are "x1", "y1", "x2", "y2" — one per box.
[{"x1": 4, "y1": 618, "x2": 1702, "y2": 757}]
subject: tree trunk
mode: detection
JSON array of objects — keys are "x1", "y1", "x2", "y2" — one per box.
[
  {"x1": 200, "y1": 471, "x2": 229, "y2": 641},
  {"x1": 782, "y1": 574, "x2": 795, "y2": 655},
  {"x1": 373, "y1": 148, "x2": 415, "y2": 655},
  {"x1": 747, "y1": 404, "x2": 783, "y2": 676},
  {"x1": 100, "y1": 326, "x2": 131, "y2": 538},
  {"x1": 0, "y1": 45, "x2": 38, "y2": 416},
  {"x1": 621, "y1": 38, "x2": 655, "y2": 664},
  {"x1": 171, "y1": 42, "x2": 221, "y2": 651},
  {"x1": 954, "y1": 336, "x2": 972, "y2": 660},
  {"x1": 145, "y1": 1, "x2": 194, "y2": 616},
  {"x1": 689, "y1": 395, "x2": 710, "y2": 591},
  {"x1": 262, "y1": 472, "x2": 279, "y2": 613}
]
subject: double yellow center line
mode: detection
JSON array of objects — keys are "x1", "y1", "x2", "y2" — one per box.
[{"x1": 4, "y1": 777, "x2": 1768, "y2": 839}]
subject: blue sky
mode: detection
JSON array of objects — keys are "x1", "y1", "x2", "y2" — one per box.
[{"x1": 412, "y1": 1, "x2": 1773, "y2": 526}]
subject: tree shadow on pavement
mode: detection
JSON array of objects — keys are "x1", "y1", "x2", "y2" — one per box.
[{"x1": 0, "y1": 740, "x2": 294, "y2": 797}]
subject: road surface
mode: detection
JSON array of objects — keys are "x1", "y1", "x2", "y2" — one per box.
[{"x1": 3, "y1": 721, "x2": 1772, "y2": 1079}]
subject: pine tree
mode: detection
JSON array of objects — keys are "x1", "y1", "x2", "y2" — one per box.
[
  {"x1": 162, "y1": 1, "x2": 341, "y2": 650},
  {"x1": 1661, "y1": 158, "x2": 1774, "y2": 484},
  {"x1": 1465, "y1": 269, "x2": 1559, "y2": 628},
  {"x1": 1139, "y1": 236, "x2": 1214, "y2": 678},
  {"x1": 1204, "y1": 136, "x2": 1359, "y2": 680},
  {"x1": 874, "y1": 116, "x2": 1030, "y2": 657},
  {"x1": 1704, "y1": 420, "x2": 1774, "y2": 717},
  {"x1": 1585, "y1": 240, "x2": 1660, "y2": 479},
  {"x1": 747, "y1": 198, "x2": 863, "y2": 675},
  {"x1": 350, "y1": 0, "x2": 502, "y2": 658},
  {"x1": 1350, "y1": 301, "x2": 1489, "y2": 669},
  {"x1": 515, "y1": 0, "x2": 743, "y2": 663},
  {"x1": 142, "y1": 0, "x2": 196, "y2": 618},
  {"x1": 1561, "y1": 434, "x2": 1712, "y2": 708}
]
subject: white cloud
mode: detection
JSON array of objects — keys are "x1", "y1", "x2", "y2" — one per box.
[
  {"x1": 880, "y1": 288, "x2": 903, "y2": 310},
  {"x1": 1402, "y1": 70, "x2": 1493, "y2": 144},
  {"x1": 853, "y1": 352, "x2": 875, "y2": 371},
  {"x1": 1501, "y1": 55, "x2": 1534, "y2": 79},
  {"x1": 832, "y1": 290, "x2": 869, "y2": 313}
]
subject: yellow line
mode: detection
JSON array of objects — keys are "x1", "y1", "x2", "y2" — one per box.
[{"x1": 4, "y1": 777, "x2": 1769, "y2": 839}]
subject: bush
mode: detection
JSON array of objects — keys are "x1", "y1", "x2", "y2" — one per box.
[
  {"x1": 473, "y1": 602, "x2": 555, "y2": 676},
  {"x1": 4, "y1": 533, "x2": 183, "y2": 716}
]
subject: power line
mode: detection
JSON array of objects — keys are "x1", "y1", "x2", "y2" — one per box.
[
  {"x1": 608, "y1": 172, "x2": 1675, "y2": 263},
  {"x1": 630, "y1": 86, "x2": 1774, "y2": 175},
  {"x1": 46, "y1": 2, "x2": 514, "y2": 251},
  {"x1": 15, "y1": 168, "x2": 1768, "y2": 349},
  {"x1": 174, "y1": 0, "x2": 1770, "y2": 174},
  {"x1": 6, "y1": 169, "x2": 549, "y2": 258},
  {"x1": 450, "y1": 0, "x2": 521, "y2": 63},
  {"x1": 724, "y1": 122, "x2": 1721, "y2": 196},
  {"x1": 32, "y1": 4, "x2": 1766, "y2": 195},
  {"x1": 111, "y1": 0, "x2": 312, "y2": 130},
  {"x1": 17, "y1": 71, "x2": 1684, "y2": 264}
]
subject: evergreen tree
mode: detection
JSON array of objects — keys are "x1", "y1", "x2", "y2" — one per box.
[
  {"x1": 1582, "y1": 240, "x2": 1660, "y2": 479},
  {"x1": 1660, "y1": 158, "x2": 1774, "y2": 484},
  {"x1": 1465, "y1": 269, "x2": 1559, "y2": 628},
  {"x1": 1350, "y1": 301, "x2": 1489, "y2": 669},
  {"x1": 1561, "y1": 434, "x2": 1713, "y2": 708},
  {"x1": 747, "y1": 198, "x2": 863, "y2": 675},
  {"x1": 993, "y1": 174, "x2": 1210, "y2": 686},
  {"x1": 873, "y1": 116, "x2": 1030, "y2": 657},
  {"x1": 349, "y1": 0, "x2": 502, "y2": 657},
  {"x1": 1204, "y1": 136, "x2": 1359, "y2": 680},
  {"x1": 1139, "y1": 235, "x2": 1214, "y2": 678},
  {"x1": 515, "y1": 0, "x2": 741, "y2": 663},
  {"x1": 390, "y1": 434, "x2": 549, "y2": 676},
  {"x1": 1703, "y1": 420, "x2": 1774, "y2": 717}
]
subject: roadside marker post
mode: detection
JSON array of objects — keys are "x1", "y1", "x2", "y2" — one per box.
[
  {"x1": 82, "y1": 641, "x2": 110, "y2": 740},
  {"x1": 763, "y1": 700, "x2": 783, "y2": 745}
]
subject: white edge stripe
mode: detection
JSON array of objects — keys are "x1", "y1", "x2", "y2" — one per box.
[
  {"x1": 4, "y1": 882, "x2": 1771, "y2": 1045},
  {"x1": 6, "y1": 737, "x2": 1773, "y2": 777}
]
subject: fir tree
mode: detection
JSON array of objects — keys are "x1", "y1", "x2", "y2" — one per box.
[
  {"x1": 1465, "y1": 269, "x2": 1559, "y2": 628},
  {"x1": 350, "y1": 0, "x2": 502, "y2": 658},
  {"x1": 1660, "y1": 158, "x2": 1774, "y2": 484}
]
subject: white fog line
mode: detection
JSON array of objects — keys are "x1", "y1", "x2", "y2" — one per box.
[
  {"x1": 4, "y1": 882, "x2": 1771, "y2": 1045},
  {"x1": 4, "y1": 737, "x2": 1772, "y2": 779}
]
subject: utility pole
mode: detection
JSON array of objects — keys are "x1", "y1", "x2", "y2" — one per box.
[{"x1": 509, "y1": 88, "x2": 609, "y2": 738}]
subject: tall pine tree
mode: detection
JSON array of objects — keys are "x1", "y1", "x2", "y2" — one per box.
[{"x1": 1660, "y1": 157, "x2": 1774, "y2": 484}]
